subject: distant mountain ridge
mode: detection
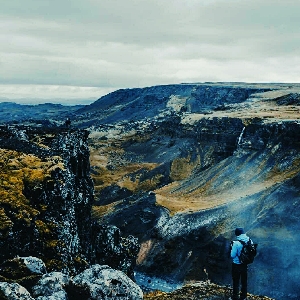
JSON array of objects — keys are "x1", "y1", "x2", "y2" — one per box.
[
  {"x1": 1, "y1": 82, "x2": 299, "y2": 127},
  {"x1": 74, "y1": 83, "x2": 273, "y2": 126},
  {"x1": 0, "y1": 102, "x2": 84, "y2": 124}
]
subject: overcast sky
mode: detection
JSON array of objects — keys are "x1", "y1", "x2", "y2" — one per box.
[{"x1": 1, "y1": 0, "x2": 299, "y2": 104}]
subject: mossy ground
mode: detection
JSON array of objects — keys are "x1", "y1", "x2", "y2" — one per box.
[{"x1": 143, "y1": 282, "x2": 275, "y2": 300}]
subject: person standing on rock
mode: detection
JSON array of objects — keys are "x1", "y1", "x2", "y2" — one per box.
[
  {"x1": 65, "y1": 117, "x2": 71, "y2": 128},
  {"x1": 229, "y1": 227, "x2": 251, "y2": 300}
]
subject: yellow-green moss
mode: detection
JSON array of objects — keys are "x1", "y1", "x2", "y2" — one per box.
[
  {"x1": 35, "y1": 220, "x2": 51, "y2": 234},
  {"x1": 0, "y1": 208, "x2": 13, "y2": 233},
  {"x1": 0, "y1": 148, "x2": 65, "y2": 243}
]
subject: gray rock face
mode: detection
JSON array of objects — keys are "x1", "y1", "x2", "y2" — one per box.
[
  {"x1": 68, "y1": 264, "x2": 143, "y2": 300},
  {"x1": 32, "y1": 272, "x2": 70, "y2": 300},
  {"x1": 0, "y1": 282, "x2": 34, "y2": 300},
  {"x1": 19, "y1": 257, "x2": 47, "y2": 275}
]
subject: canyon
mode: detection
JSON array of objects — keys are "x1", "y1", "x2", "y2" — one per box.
[{"x1": 0, "y1": 82, "x2": 299, "y2": 299}]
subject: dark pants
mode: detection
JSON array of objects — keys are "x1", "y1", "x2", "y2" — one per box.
[{"x1": 232, "y1": 263, "x2": 248, "y2": 300}]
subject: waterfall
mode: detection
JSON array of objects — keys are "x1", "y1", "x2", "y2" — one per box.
[{"x1": 238, "y1": 127, "x2": 245, "y2": 145}]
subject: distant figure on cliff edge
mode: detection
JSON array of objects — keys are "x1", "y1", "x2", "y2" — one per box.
[
  {"x1": 65, "y1": 117, "x2": 71, "y2": 128},
  {"x1": 229, "y1": 227, "x2": 253, "y2": 300}
]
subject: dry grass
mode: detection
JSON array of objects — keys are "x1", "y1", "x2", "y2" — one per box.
[
  {"x1": 91, "y1": 201, "x2": 122, "y2": 219},
  {"x1": 155, "y1": 154, "x2": 300, "y2": 216},
  {"x1": 170, "y1": 155, "x2": 200, "y2": 181},
  {"x1": 143, "y1": 281, "x2": 275, "y2": 300},
  {"x1": 89, "y1": 138, "x2": 160, "y2": 192},
  {"x1": 181, "y1": 90, "x2": 300, "y2": 125}
]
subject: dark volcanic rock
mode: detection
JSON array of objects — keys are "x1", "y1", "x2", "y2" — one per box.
[
  {"x1": 95, "y1": 184, "x2": 133, "y2": 205},
  {"x1": 91, "y1": 224, "x2": 140, "y2": 280},
  {"x1": 0, "y1": 126, "x2": 94, "y2": 274},
  {"x1": 100, "y1": 193, "x2": 165, "y2": 241},
  {"x1": 275, "y1": 93, "x2": 300, "y2": 105},
  {"x1": 0, "y1": 125, "x2": 139, "y2": 280}
]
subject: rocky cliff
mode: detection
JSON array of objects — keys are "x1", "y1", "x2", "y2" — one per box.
[
  {"x1": 0, "y1": 125, "x2": 140, "y2": 298},
  {"x1": 0, "y1": 126, "x2": 94, "y2": 273}
]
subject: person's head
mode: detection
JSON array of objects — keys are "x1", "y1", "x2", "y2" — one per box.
[{"x1": 235, "y1": 227, "x2": 244, "y2": 236}]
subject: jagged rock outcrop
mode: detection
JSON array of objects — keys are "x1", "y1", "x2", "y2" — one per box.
[
  {"x1": 0, "y1": 126, "x2": 94, "y2": 273},
  {"x1": 91, "y1": 224, "x2": 140, "y2": 279},
  {"x1": 0, "y1": 125, "x2": 140, "y2": 281}
]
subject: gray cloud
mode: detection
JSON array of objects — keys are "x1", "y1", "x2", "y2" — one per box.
[{"x1": 0, "y1": 0, "x2": 299, "y2": 103}]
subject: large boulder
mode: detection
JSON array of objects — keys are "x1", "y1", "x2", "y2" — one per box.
[
  {"x1": 0, "y1": 282, "x2": 34, "y2": 300},
  {"x1": 67, "y1": 264, "x2": 143, "y2": 300},
  {"x1": 0, "y1": 257, "x2": 46, "y2": 293},
  {"x1": 0, "y1": 257, "x2": 46, "y2": 279},
  {"x1": 32, "y1": 272, "x2": 70, "y2": 300}
]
